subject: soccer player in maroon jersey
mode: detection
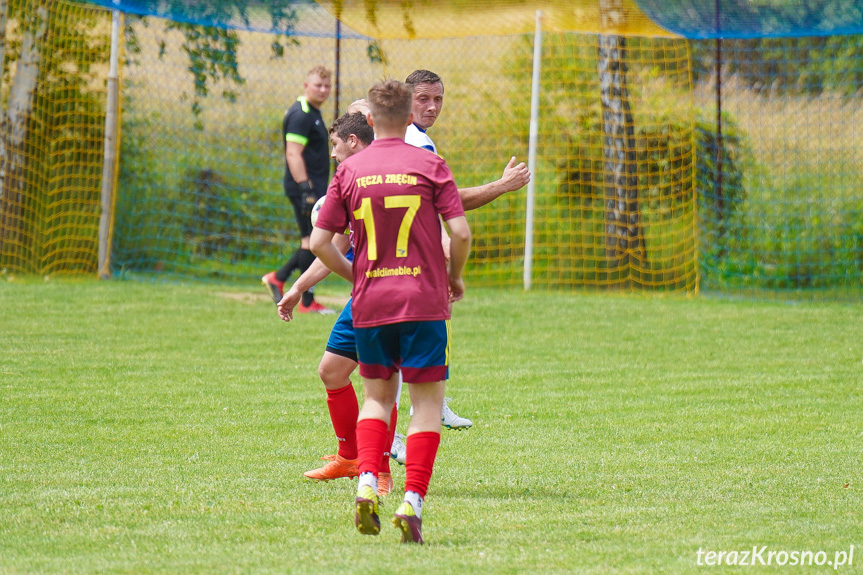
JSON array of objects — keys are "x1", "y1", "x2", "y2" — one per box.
[{"x1": 311, "y1": 79, "x2": 471, "y2": 544}]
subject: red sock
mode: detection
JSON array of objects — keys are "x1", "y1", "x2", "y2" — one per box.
[
  {"x1": 356, "y1": 418, "x2": 388, "y2": 477},
  {"x1": 326, "y1": 384, "x2": 359, "y2": 459},
  {"x1": 380, "y1": 404, "x2": 398, "y2": 474},
  {"x1": 404, "y1": 431, "x2": 440, "y2": 498}
]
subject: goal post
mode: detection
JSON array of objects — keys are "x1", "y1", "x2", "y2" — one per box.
[{"x1": 98, "y1": 7, "x2": 122, "y2": 279}]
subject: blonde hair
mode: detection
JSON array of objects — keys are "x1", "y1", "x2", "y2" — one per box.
[
  {"x1": 307, "y1": 65, "x2": 332, "y2": 80},
  {"x1": 368, "y1": 80, "x2": 412, "y2": 129}
]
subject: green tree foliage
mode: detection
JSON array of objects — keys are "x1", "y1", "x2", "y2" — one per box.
[
  {"x1": 693, "y1": 110, "x2": 748, "y2": 279},
  {"x1": 648, "y1": 0, "x2": 863, "y2": 96},
  {"x1": 502, "y1": 31, "x2": 747, "y2": 285},
  {"x1": 128, "y1": 1, "x2": 299, "y2": 127},
  {"x1": 690, "y1": 36, "x2": 863, "y2": 96}
]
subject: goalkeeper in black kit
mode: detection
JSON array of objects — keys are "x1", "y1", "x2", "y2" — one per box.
[{"x1": 262, "y1": 65, "x2": 336, "y2": 314}]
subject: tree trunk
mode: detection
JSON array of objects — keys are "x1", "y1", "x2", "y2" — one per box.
[
  {"x1": 597, "y1": 0, "x2": 644, "y2": 285},
  {"x1": 0, "y1": 4, "x2": 48, "y2": 256},
  {"x1": 0, "y1": 0, "x2": 9, "y2": 199},
  {"x1": 0, "y1": 0, "x2": 8, "y2": 96}
]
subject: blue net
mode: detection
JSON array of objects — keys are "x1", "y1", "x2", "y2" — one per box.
[
  {"x1": 80, "y1": 0, "x2": 370, "y2": 38},
  {"x1": 81, "y1": 0, "x2": 863, "y2": 39},
  {"x1": 635, "y1": 0, "x2": 863, "y2": 39}
]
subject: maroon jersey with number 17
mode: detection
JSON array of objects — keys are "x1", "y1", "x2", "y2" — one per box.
[{"x1": 315, "y1": 137, "x2": 464, "y2": 328}]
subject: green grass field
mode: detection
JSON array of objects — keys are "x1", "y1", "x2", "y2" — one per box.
[{"x1": 1, "y1": 278, "x2": 861, "y2": 573}]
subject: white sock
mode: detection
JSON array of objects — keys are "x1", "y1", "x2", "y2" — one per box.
[
  {"x1": 404, "y1": 490, "x2": 423, "y2": 518},
  {"x1": 358, "y1": 471, "x2": 377, "y2": 493}
]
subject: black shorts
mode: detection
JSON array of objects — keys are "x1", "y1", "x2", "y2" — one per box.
[
  {"x1": 285, "y1": 176, "x2": 326, "y2": 238},
  {"x1": 287, "y1": 191, "x2": 320, "y2": 238}
]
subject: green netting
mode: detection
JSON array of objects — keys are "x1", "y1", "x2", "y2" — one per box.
[
  {"x1": 693, "y1": 37, "x2": 863, "y2": 296},
  {"x1": 3, "y1": 0, "x2": 863, "y2": 299}
]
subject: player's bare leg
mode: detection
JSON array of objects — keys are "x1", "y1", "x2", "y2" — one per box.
[
  {"x1": 304, "y1": 351, "x2": 359, "y2": 481},
  {"x1": 406, "y1": 381, "x2": 445, "y2": 436},
  {"x1": 319, "y1": 351, "x2": 357, "y2": 392}
]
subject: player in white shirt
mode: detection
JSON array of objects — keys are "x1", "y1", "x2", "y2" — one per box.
[
  {"x1": 282, "y1": 74, "x2": 530, "y2": 491},
  {"x1": 405, "y1": 122, "x2": 437, "y2": 154}
]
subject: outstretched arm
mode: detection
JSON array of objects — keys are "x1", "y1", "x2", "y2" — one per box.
[
  {"x1": 458, "y1": 156, "x2": 530, "y2": 211},
  {"x1": 278, "y1": 233, "x2": 350, "y2": 322}
]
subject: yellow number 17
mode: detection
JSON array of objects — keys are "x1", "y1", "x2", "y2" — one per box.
[{"x1": 353, "y1": 194, "x2": 421, "y2": 261}]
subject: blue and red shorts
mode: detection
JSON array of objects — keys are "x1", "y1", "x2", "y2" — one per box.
[
  {"x1": 325, "y1": 298, "x2": 358, "y2": 362},
  {"x1": 355, "y1": 320, "x2": 450, "y2": 383}
]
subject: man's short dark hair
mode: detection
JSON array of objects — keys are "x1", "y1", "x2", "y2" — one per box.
[
  {"x1": 330, "y1": 112, "x2": 374, "y2": 146},
  {"x1": 405, "y1": 69, "x2": 443, "y2": 92}
]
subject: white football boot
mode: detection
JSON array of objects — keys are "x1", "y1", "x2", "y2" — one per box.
[{"x1": 441, "y1": 397, "x2": 472, "y2": 429}]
